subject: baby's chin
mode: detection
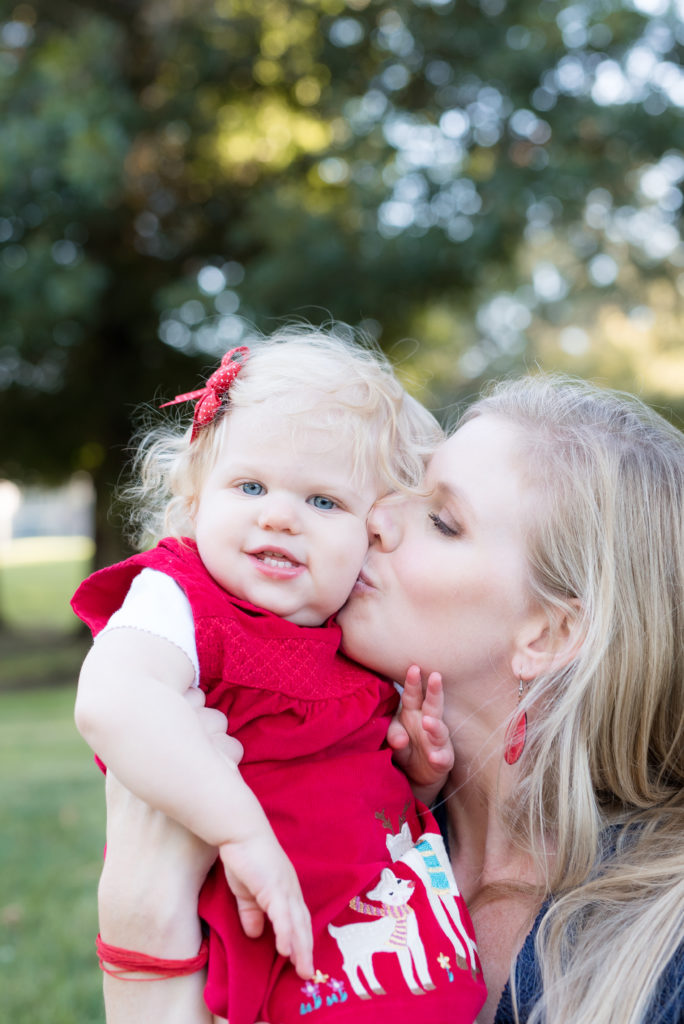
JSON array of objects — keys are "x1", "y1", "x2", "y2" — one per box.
[{"x1": 336, "y1": 602, "x2": 370, "y2": 660}]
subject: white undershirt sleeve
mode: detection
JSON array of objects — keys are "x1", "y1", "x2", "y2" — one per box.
[{"x1": 97, "y1": 567, "x2": 200, "y2": 686}]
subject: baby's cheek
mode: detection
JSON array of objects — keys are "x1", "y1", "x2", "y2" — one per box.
[{"x1": 346, "y1": 536, "x2": 371, "y2": 579}]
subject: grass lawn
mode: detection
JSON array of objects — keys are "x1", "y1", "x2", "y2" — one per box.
[
  {"x1": 0, "y1": 536, "x2": 93, "y2": 694},
  {"x1": 0, "y1": 535, "x2": 94, "y2": 632},
  {"x1": 0, "y1": 685, "x2": 106, "y2": 1023},
  {"x1": 1, "y1": 539, "x2": 105, "y2": 1021}
]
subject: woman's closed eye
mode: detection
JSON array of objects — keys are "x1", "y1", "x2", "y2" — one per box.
[{"x1": 428, "y1": 511, "x2": 461, "y2": 537}]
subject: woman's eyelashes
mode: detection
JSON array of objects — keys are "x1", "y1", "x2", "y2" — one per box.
[{"x1": 428, "y1": 511, "x2": 460, "y2": 537}]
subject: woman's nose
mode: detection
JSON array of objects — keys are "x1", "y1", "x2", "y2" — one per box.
[
  {"x1": 257, "y1": 494, "x2": 300, "y2": 533},
  {"x1": 366, "y1": 495, "x2": 404, "y2": 551}
]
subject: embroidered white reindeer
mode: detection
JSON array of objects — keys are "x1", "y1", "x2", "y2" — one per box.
[
  {"x1": 386, "y1": 822, "x2": 479, "y2": 976},
  {"x1": 328, "y1": 868, "x2": 435, "y2": 999}
]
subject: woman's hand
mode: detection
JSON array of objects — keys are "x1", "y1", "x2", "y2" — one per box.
[
  {"x1": 184, "y1": 685, "x2": 244, "y2": 768},
  {"x1": 387, "y1": 665, "x2": 454, "y2": 805}
]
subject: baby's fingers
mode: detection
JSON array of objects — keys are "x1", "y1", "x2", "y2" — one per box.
[
  {"x1": 386, "y1": 715, "x2": 410, "y2": 753},
  {"x1": 400, "y1": 665, "x2": 425, "y2": 710},
  {"x1": 234, "y1": 894, "x2": 266, "y2": 939},
  {"x1": 221, "y1": 862, "x2": 266, "y2": 937},
  {"x1": 270, "y1": 892, "x2": 313, "y2": 979},
  {"x1": 287, "y1": 905, "x2": 314, "y2": 980},
  {"x1": 422, "y1": 671, "x2": 445, "y2": 718},
  {"x1": 422, "y1": 714, "x2": 454, "y2": 769}
]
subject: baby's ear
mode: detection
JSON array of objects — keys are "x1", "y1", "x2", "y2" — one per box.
[
  {"x1": 515, "y1": 599, "x2": 584, "y2": 680},
  {"x1": 185, "y1": 494, "x2": 199, "y2": 525}
]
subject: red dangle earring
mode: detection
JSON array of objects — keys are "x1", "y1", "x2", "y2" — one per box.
[{"x1": 504, "y1": 676, "x2": 527, "y2": 766}]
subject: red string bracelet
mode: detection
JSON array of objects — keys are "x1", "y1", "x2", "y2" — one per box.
[{"x1": 96, "y1": 933, "x2": 209, "y2": 980}]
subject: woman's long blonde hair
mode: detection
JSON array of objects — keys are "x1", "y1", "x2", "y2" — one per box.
[
  {"x1": 466, "y1": 374, "x2": 684, "y2": 1024},
  {"x1": 122, "y1": 324, "x2": 443, "y2": 549}
]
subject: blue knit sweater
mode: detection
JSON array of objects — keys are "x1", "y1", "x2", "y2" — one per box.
[{"x1": 494, "y1": 900, "x2": 683, "y2": 1023}]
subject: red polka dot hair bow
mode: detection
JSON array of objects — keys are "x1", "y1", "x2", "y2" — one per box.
[{"x1": 160, "y1": 346, "x2": 250, "y2": 441}]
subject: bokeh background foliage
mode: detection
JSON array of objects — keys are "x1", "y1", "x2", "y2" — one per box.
[
  {"x1": 1, "y1": 1, "x2": 683, "y2": 1019},
  {"x1": 1, "y1": 0, "x2": 684, "y2": 560}
]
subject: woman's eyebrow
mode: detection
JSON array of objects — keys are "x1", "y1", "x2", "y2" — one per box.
[{"x1": 432, "y1": 481, "x2": 475, "y2": 518}]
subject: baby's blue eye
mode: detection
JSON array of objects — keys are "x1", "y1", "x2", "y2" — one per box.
[
  {"x1": 309, "y1": 495, "x2": 336, "y2": 510},
  {"x1": 241, "y1": 482, "x2": 264, "y2": 496}
]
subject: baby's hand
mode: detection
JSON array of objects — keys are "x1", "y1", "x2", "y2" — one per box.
[
  {"x1": 218, "y1": 829, "x2": 313, "y2": 980},
  {"x1": 387, "y1": 665, "x2": 454, "y2": 802}
]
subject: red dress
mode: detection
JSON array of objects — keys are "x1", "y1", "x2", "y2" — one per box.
[{"x1": 72, "y1": 538, "x2": 486, "y2": 1024}]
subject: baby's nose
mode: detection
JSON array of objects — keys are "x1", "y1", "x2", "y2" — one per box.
[{"x1": 257, "y1": 494, "x2": 300, "y2": 533}]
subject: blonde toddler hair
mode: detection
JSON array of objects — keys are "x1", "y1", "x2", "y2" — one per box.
[{"x1": 124, "y1": 324, "x2": 443, "y2": 549}]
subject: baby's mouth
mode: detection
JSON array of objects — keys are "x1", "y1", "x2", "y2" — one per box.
[{"x1": 253, "y1": 550, "x2": 301, "y2": 570}]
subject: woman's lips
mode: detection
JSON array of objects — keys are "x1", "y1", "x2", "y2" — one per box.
[{"x1": 352, "y1": 568, "x2": 377, "y2": 593}]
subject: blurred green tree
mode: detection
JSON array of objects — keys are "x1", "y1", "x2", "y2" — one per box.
[{"x1": 1, "y1": 0, "x2": 682, "y2": 560}]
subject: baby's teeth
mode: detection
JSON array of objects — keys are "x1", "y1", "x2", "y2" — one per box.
[{"x1": 263, "y1": 555, "x2": 293, "y2": 568}]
